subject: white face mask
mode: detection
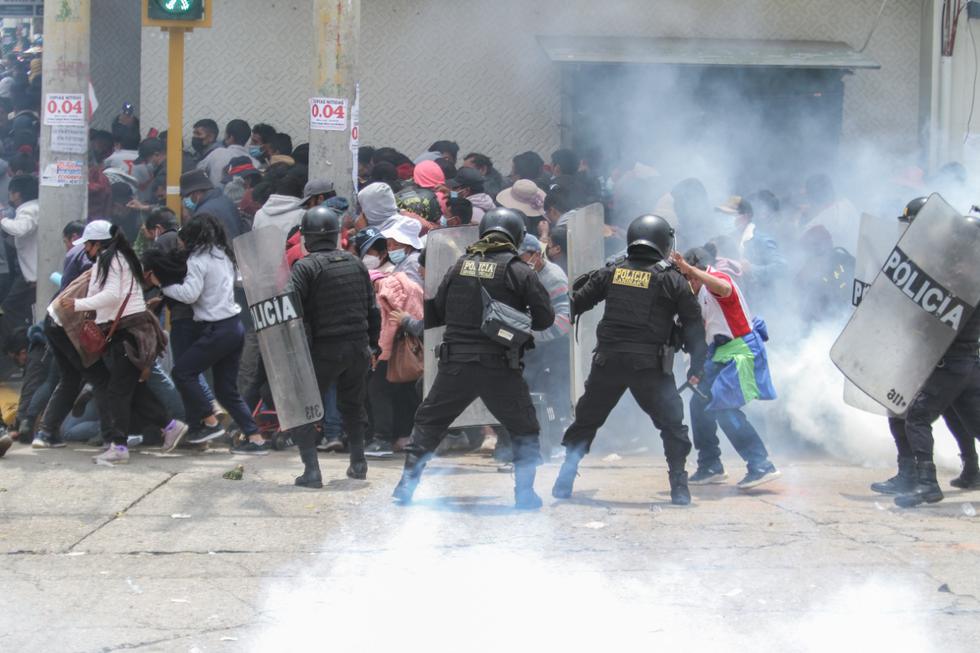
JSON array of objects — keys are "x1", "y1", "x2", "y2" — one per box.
[{"x1": 362, "y1": 254, "x2": 382, "y2": 270}]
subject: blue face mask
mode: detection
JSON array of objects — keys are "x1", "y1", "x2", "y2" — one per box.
[
  {"x1": 183, "y1": 197, "x2": 197, "y2": 212},
  {"x1": 249, "y1": 146, "x2": 263, "y2": 159},
  {"x1": 389, "y1": 248, "x2": 407, "y2": 264}
]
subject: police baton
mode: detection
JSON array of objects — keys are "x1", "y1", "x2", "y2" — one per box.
[{"x1": 677, "y1": 381, "x2": 709, "y2": 401}]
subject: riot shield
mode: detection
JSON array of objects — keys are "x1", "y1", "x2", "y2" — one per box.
[
  {"x1": 423, "y1": 225, "x2": 498, "y2": 427},
  {"x1": 233, "y1": 226, "x2": 323, "y2": 432},
  {"x1": 843, "y1": 213, "x2": 906, "y2": 415},
  {"x1": 565, "y1": 203, "x2": 606, "y2": 407},
  {"x1": 831, "y1": 194, "x2": 980, "y2": 414}
]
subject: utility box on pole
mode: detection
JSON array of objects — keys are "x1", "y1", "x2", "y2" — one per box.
[{"x1": 142, "y1": 0, "x2": 211, "y2": 216}]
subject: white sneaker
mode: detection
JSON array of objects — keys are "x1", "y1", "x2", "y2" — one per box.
[
  {"x1": 93, "y1": 445, "x2": 129, "y2": 465},
  {"x1": 161, "y1": 420, "x2": 189, "y2": 453}
]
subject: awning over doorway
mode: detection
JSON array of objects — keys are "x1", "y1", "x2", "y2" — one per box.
[{"x1": 537, "y1": 35, "x2": 881, "y2": 70}]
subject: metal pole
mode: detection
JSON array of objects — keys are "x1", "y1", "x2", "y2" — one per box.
[
  {"x1": 166, "y1": 27, "x2": 185, "y2": 217},
  {"x1": 310, "y1": 0, "x2": 360, "y2": 201},
  {"x1": 36, "y1": 0, "x2": 91, "y2": 318}
]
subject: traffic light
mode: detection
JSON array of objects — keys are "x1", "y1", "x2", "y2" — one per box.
[{"x1": 143, "y1": 0, "x2": 211, "y2": 28}]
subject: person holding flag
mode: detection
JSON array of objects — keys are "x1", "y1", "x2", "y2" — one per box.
[{"x1": 671, "y1": 247, "x2": 780, "y2": 490}]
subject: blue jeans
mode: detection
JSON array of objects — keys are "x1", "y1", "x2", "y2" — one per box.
[
  {"x1": 145, "y1": 363, "x2": 186, "y2": 421},
  {"x1": 171, "y1": 318, "x2": 215, "y2": 405},
  {"x1": 322, "y1": 384, "x2": 342, "y2": 438},
  {"x1": 690, "y1": 374, "x2": 771, "y2": 472}
]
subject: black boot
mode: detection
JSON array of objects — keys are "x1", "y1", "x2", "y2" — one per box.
[
  {"x1": 295, "y1": 447, "x2": 323, "y2": 489},
  {"x1": 950, "y1": 456, "x2": 980, "y2": 489},
  {"x1": 347, "y1": 460, "x2": 368, "y2": 480},
  {"x1": 895, "y1": 460, "x2": 944, "y2": 508},
  {"x1": 392, "y1": 453, "x2": 430, "y2": 504},
  {"x1": 514, "y1": 464, "x2": 542, "y2": 510},
  {"x1": 871, "y1": 456, "x2": 916, "y2": 495},
  {"x1": 552, "y1": 444, "x2": 586, "y2": 499},
  {"x1": 669, "y1": 470, "x2": 691, "y2": 506}
]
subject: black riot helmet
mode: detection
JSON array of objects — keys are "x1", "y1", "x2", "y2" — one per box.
[
  {"x1": 627, "y1": 214, "x2": 675, "y2": 259},
  {"x1": 480, "y1": 207, "x2": 526, "y2": 246},
  {"x1": 898, "y1": 197, "x2": 927, "y2": 224},
  {"x1": 301, "y1": 205, "x2": 341, "y2": 251}
]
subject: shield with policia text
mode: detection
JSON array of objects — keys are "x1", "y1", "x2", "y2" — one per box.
[
  {"x1": 564, "y1": 203, "x2": 606, "y2": 408},
  {"x1": 842, "y1": 212, "x2": 906, "y2": 415},
  {"x1": 233, "y1": 226, "x2": 323, "y2": 431},
  {"x1": 423, "y1": 225, "x2": 497, "y2": 427},
  {"x1": 831, "y1": 194, "x2": 980, "y2": 415}
]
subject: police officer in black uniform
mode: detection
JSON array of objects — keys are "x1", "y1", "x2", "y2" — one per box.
[
  {"x1": 392, "y1": 208, "x2": 555, "y2": 509},
  {"x1": 872, "y1": 198, "x2": 980, "y2": 497},
  {"x1": 288, "y1": 206, "x2": 381, "y2": 488},
  {"x1": 895, "y1": 256, "x2": 980, "y2": 508},
  {"x1": 553, "y1": 214, "x2": 706, "y2": 505}
]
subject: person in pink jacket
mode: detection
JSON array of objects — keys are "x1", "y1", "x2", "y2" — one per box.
[{"x1": 366, "y1": 269, "x2": 424, "y2": 455}]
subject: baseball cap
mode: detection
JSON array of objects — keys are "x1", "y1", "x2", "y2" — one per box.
[
  {"x1": 73, "y1": 220, "x2": 113, "y2": 246},
  {"x1": 448, "y1": 167, "x2": 485, "y2": 193},
  {"x1": 302, "y1": 178, "x2": 335, "y2": 204},
  {"x1": 715, "y1": 195, "x2": 752, "y2": 216},
  {"x1": 519, "y1": 234, "x2": 543, "y2": 254},
  {"x1": 354, "y1": 227, "x2": 385, "y2": 257}
]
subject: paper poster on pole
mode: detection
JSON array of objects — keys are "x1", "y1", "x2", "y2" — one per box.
[
  {"x1": 350, "y1": 83, "x2": 360, "y2": 200},
  {"x1": 40, "y1": 160, "x2": 86, "y2": 188},
  {"x1": 51, "y1": 125, "x2": 88, "y2": 154},
  {"x1": 310, "y1": 97, "x2": 348, "y2": 131},
  {"x1": 43, "y1": 93, "x2": 86, "y2": 127}
]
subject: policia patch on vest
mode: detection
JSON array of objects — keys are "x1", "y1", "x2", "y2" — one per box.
[
  {"x1": 612, "y1": 268, "x2": 652, "y2": 289},
  {"x1": 460, "y1": 260, "x2": 497, "y2": 279},
  {"x1": 249, "y1": 292, "x2": 303, "y2": 332}
]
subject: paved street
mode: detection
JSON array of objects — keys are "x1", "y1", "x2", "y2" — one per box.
[{"x1": 1, "y1": 443, "x2": 978, "y2": 653}]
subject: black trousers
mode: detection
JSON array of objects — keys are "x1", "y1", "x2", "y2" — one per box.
[
  {"x1": 562, "y1": 351, "x2": 691, "y2": 469},
  {"x1": 905, "y1": 355, "x2": 980, "y2": 461},
  {"x1": 105, "y1": 334, "x2": 169, "y2": 444},
  {"x1": 368, "y1": 360, "x2": 419, "y2": 442},
  {"x1": 296, "y1": 340, "x2": 370, "y2": 462},
  {"x1": 888, "y1": 411, "x2": 977, "y2": 460},
  {"x1": 410, "y1": 357, "x2": 541, "y2": 462},
  {"x1": 0, "y1": 277, "x2": 34, "y2": 340},
  {"x1": 40, "y1": 320, "x2": 112, "y2": 438}
]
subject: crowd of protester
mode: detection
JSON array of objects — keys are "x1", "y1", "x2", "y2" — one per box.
[{"x1": 0, "y1": 44, "x2": 970, "y2": 464}]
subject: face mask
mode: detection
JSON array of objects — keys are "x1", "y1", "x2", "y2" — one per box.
[
  {"x1": 249, "y1": 146, "x2": 263, "y2": 159},
  {"x1": 389, "y1": 248, "x2": 407, "y2": 264},
  {"x1": 362, "y1": 254, "x2": 382, "y2": 270},
  {"x1": 191, "y1": 137, "x2": 205, "y2": 153},
  {"x1": 183, "y1": 197, "x2": 197, "y2": 212},
  {"x1": 438, "y1": 216, "x2": 448, "y2": 227}
]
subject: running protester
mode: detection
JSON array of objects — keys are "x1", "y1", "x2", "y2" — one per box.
[
  {"x1": 147, "y1": 214, "x2": 267, "y2": 454},
  {"x1": 672, "y1": 247, "x2": 780, "y2": 489}
]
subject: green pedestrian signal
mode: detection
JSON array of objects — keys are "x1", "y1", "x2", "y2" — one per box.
[{"x1": 148, "y1": 0, "x2": 204, "y2": 21}]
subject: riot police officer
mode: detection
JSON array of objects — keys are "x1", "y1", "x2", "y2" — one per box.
[
  {"x1": 553, "y1": 214, "x2": 707, "y2": 505},
  {"x1": 872, "y1": 198, "x2": 980, "y2": 497},
  {"x1": 392, "y1": 208, "x2": 555, "y2": 509},
  {"x1": 288, "y1": 206, "x2": 381, "y2": 487}
]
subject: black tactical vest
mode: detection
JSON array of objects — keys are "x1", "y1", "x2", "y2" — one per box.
[
  {"x1": 443, "y1": 250, "x2": 523, "y2": 348},
  {"x1": 597, "y1": 258, "x2": 677, "y2": 349},
  {"x1": 304, "y1": 250, "x2": 370, "y2": 342}
]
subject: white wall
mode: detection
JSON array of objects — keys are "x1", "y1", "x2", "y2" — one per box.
[{"x1": 139, "y1": 0, "x2": 923, "y2": 167}]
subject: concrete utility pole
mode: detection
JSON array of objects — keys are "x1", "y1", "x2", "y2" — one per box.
[
  {"x1": 36, "y1": 0, "x2": 91, "y2": 317},
  {"x1": 310, "y1": 0, "x2": 360, "y2": 202}
]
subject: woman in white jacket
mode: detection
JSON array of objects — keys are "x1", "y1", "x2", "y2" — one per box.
[
  {"x1": 148, "y1": 214, "x2": 265, "y2": 454},
  {"x1": 60, "y1": 222, "x2": 187, "y2": 465}
]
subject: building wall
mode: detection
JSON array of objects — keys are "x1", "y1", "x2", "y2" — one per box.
[
  {"x1": 140, "y1": 0, "x2": 923, "y2": 165},
  {"x1": 90, "y1": 0, "x2": 141, "y2": 130}
]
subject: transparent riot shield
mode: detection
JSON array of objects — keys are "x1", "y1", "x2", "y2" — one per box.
[
  {"x1": 831, "y1": 194, "x2": 980, "y2": 415},
  {"x1": 233, "y1": 227, "x2": 323, "y2": 431},
  {"x1": 843, "y1": 213, "x2": 906, "y2": 415},
  {"x1": 423, "y1": 225, "x2": 497, "y2": 427},
  {"x1": 565, "y1": 203, "x2": 606, "y2": 408}
]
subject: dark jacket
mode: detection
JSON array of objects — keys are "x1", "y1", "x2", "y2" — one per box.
[
  {"x1": 949, "y1": 306, "x2": 980, "y2": 358},
  {"x1": 194, "y1": 189, "x2": 244, "y2": 240},
  {"x1": 428, "y1": 243, "x2": 554, "y2": 356},
  {"x1": 289, "y1": 248, "x2": 381, "y2": 350},
  {"x1": 573, "y1": 254, "x2": 706, "y2": 374}
]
